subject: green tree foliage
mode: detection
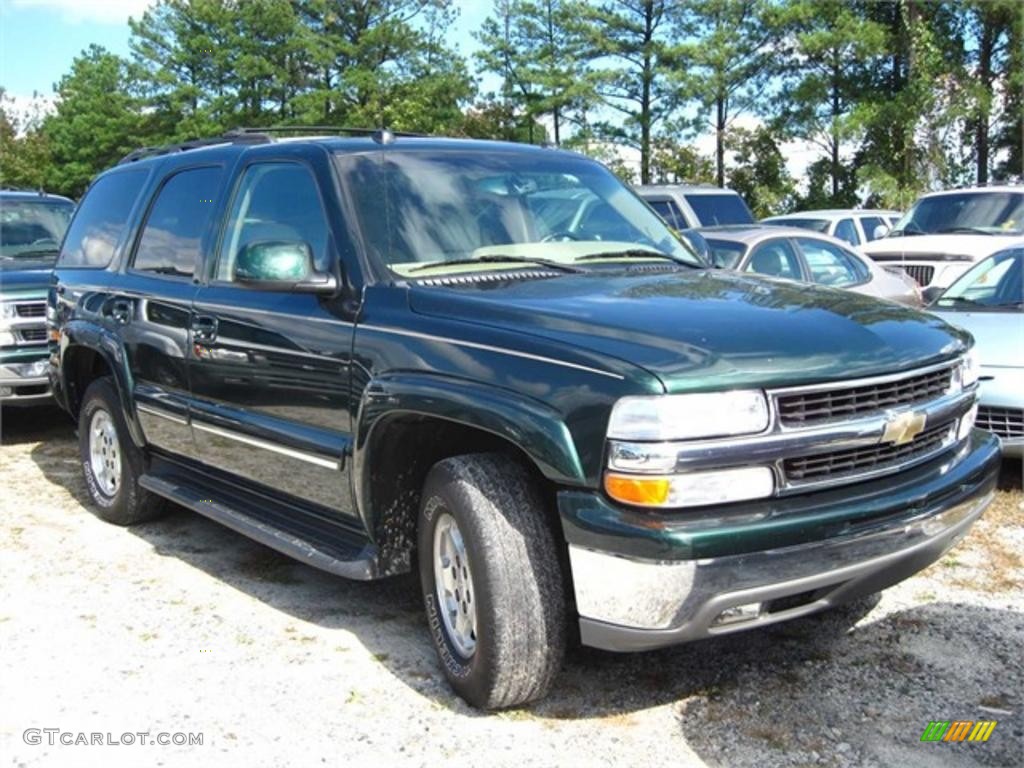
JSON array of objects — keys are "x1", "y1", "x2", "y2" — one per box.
[
  {"x1": 42, "y1": 46, "x2": 146, "y2": 197},
  {"x1": 649, "y1": 139, "x2": 715, "y2": 184},
  {"x1": 0, "y1": 90, "x2": 52, "y2": 190},
  {"x1": 577, "y1": 0, "x2": 685, "y2": 183},
  {"x1": 774, "y1": 0, "x2": 887, "y2": 204},
  {"x1": 679, "y1": 0, "x2": 780, "y2": 188},
  {"x1": 475, "y1": 0, "x2": 591, "y2": 145},
  {"x1": 726, "y1": 125, "x2": 796, "y2": 216}
]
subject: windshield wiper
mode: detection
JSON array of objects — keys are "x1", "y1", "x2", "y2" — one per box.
[
  {"x1": 573, "y1": 249, "x2": 697, "y2": 267},
  {"x1": 935, "y1": 227, "x2": 993, "y2": 236},
  {"x1": 937, "y1": 296, "x2": 982, "y2": 307},
  {"x1": 7, "y1": 248, "x2": 59, "y2": 258},
  {"x1": 408, "y1": 255, "x2": 583, "y2": 274},
  {"x1": 887, "y1": 229, "x2": 924, "y2": 238}
]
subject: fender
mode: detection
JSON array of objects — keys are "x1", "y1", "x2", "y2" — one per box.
[
  {"x1": 59, "y1": 319, "x2": 146, "y2": 447},
  {"x1": 352, "y1": 372, "x2": 587, "y2": 533}
]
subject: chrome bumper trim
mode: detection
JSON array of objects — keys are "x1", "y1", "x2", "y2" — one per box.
[{"x1": 572, "y1": 490, "x2": 993, "y2": 647}]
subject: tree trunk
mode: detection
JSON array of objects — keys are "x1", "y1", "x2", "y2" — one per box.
[
  {"x1": 976, "y1": 14, "x2": 994, "y2": 185},
  {"x1": 716, "y1": 95, "x2": 725, "y2": 188},
  {"x1": 830, "y1": 52, "x2": 841, "y2": 200},
  {"x1": 640, "y1": 2, "x2": 654, "y2": 184}
]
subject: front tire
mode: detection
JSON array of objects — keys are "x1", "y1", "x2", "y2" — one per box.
[
  {"x1": 78, "y1": 377, "x2": 166, "y2": 526},
  {"x1": 418, "y1": 454, "x2": 567, "y2": 709}
]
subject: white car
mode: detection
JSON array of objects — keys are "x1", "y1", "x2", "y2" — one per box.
[
  {"x1": 636, "y1": 184, "x2": 756, "y2": 228},
  {"x1": 762, "y1": 209, "x2": 901, "y2": 249},
  {"x1": 861, "y1": 186, "x2": 1024, "y2": 290}
]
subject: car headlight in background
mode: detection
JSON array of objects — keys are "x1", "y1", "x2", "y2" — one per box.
[{"x1": 607, "y1": 390, "x2": 770, "y2": 441}]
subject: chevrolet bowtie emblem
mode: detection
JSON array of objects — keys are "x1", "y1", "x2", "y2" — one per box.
[{"x1": 881, "y1": 411, "x2": 927, "y2": 446}]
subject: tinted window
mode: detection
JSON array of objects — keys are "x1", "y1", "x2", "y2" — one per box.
[
  {"x1": 217, "y1": 163, "x2": 330, "y2": 282},
  {"x1": 0, "y1": 199, "x2": 74, "y2": 264},
  {"x1": 132, "y1": 167, "x2": 223, "y2": 278},
  {"x1": 892, "y1": 192, "x2": 1024, "y2": 235},
  {"x1": 746, "y1": 239, "x2": 802, "y2": 279},
  {"x1": 58, "y1": 170, "x2": 148, "y2": 268},
  {"x1": 646, "y1": 199, "x2": 685, "y2": 229},
  {"x1": 833, "y1": 218, "x2": 859, "y2": 245},
  {"x1": 682, "y1": 193, "x2": 755, "y2": 225},
  {"x1": 337, "y1": 151, "x2": 700, "y2": 275},
  {"x1": 861, "y1": 216, "x2": 887, "y2": 241},
  {"x1": 704, "y1": 238, "x2": 746, "y2": 269},
  {"x1": 796, "y1": 237, "x2": 867, "y2": 286},
  {"x1": 935, "y1": 249, "x2": 1022, "y2": 310}
]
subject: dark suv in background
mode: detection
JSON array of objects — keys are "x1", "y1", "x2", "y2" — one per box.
[
  {"x1": 49, "y1": 130, "x2": 999, "y2": 709},
  {"x1": 1, "y1": 189, "x2": 75, "y2": 405}
]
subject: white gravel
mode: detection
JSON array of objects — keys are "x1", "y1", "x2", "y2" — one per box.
[{"x1": 2, "y1": 408, "x2": 1022, "y2": 768}]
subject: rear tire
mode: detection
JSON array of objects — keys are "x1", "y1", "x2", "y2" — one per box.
[
  {"x1": 418, "y1": 453, "x2": 567, "y2": 709},
  {"x1": 78, "y1": 377, "x2": 166, "y2": 526}
]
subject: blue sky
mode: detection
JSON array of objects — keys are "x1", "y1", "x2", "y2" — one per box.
[{"x1": 0, "y1": 0, "x2": 490, "y2": 99}]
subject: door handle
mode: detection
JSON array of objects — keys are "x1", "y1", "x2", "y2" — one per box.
[
  {"x1": 191, "y1": 315, "x2": 219, "y2": 342},
  {"x1": 108, "y1": 298, "x2": 132, "y2": 324}
]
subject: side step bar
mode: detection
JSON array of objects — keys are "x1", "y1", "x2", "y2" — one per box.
[{"x1": 139, "y1": 465, "x2": 380, "y2": 580}]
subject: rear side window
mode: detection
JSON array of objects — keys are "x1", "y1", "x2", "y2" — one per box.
[
  {"x1": 861, "y1": 216, "x2": 886, "y2": 241},
  {"x1": 132, "y1": 166, "x2": 223, "y2": 278},
  {"x1": 833, "y1": 218, "x2": 859, "y2": 245},
  {"x1": 796, "y1": 237, "x2": 868, "y2": 287},
  {"x1": 683, "y1": 193, "x2": 755, "y2": 226},
  {"x1": 746, "y1": 239, "x2": 802, "y2": 279},
  {"x1": 58, "y1": 170, "x2": 148, "y2": 268},
  {"x1": 646, "y1": 199, "x2": 686, "y2": 229}
]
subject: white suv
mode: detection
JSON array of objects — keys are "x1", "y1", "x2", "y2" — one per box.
[
  {"x1": 861, "y1": 186, "x2": 1024, "y2": 289},
  {"x1": 636, "y1": 184, "x2": 755, "y2": 228}
]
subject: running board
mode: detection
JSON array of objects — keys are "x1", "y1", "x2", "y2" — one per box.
[{"x1": 139, "y1": 464, "x2": 380, "y2": 580}]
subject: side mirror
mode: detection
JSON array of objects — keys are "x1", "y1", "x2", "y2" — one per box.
[
  {"x1": 872, "y1": 224, "x2": 890, "y2": 240},
  {"x1": 234, "y1": 240, "x2": 338, "y2": 294},
  {"x1": 921, "y1": 285, "x2": 944, "y2": 305}
]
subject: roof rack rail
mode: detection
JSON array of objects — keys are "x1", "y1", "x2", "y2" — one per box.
[
  {"x1": 117, "y1": 132, "x2": 271, "y2": 165},
  {"x1": 230, "y1": 125, "x2": 423, "y2": 137}
]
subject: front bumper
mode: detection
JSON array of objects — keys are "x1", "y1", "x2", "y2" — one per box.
[
  {"x1": 0, "y1": 357, "x2": 52, "y2": 405},
  {"x1": 560, "y1": 431, "x2": 1001, "y2": 651}
]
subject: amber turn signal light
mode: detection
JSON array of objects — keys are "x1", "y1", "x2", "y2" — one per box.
[{"x1": 604, "y1": 473, "x2": 671, "y2": 506}]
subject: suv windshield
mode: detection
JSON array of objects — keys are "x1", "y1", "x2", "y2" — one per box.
[
  {"x1": 1, "y1": 198, "x2": 74, "y2": 265},
  {"x1": 889, "y1": 191, "x2": 1024, "y2": 236},
  {"x1": 934, "y1": 248, "x2": 1022, "y2": 311},
  {"x1": 337, "y1": 150, "x2": 701, "y2": 276},
  {"x1": 683, "y1": 193, "x2": 755, "y2": 226}
]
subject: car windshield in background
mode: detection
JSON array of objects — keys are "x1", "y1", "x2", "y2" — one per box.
[
  {"x1": 704, "y1": 238, "x2": 746, "y2": 269},
  {"x1": 0, "y1": 199, "x2": 74, "y2": 264},
  {"x1": 934, "y1": 248, "x2": 1023, "y2": 311},
  {"x1": 765, "y1": 218, "x2": 830, "y2": 233},
  {"x1": 337, "y1": 150, "x2": 701, "y2": 276},
  {"x1": 683, "y1": 193, "x2": 755, "y2": 226},
  {"x1": 890, "y1": 192, "x2": 1024, "y2": 236}
]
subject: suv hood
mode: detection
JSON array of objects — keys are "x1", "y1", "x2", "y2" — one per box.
[
  {"x1": 0, "y1": 262, "x2": 52, "y2": 296},
  {"x1": 862, "y1": 233, "x2": 1024, "y2": 259},
  {"x1": 408, "y1": 270, "x2": 969, "y2": 392}
]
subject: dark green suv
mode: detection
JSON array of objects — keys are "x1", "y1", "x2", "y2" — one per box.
[{"x1": 49, "y1": 131, "x2": 1000, "y2": 709}]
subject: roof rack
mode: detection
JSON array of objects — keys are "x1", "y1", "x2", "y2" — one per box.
[
  {"x1": 117, "y1": 125, "x2": 422, "y2": 165},
  {"x1": 118, "y1": 132, "x2": 270, "y2": 165}
]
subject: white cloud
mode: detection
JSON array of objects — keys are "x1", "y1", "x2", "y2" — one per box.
[{"x1": 9, "y1": 0, "x2": 153, "y2": 25}]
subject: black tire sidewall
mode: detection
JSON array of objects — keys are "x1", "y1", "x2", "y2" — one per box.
[
  {"x1": 418, "y1": 473, "x2": 503, "y2": 704},
  {"x1": 78, "y1": 378, "x2": 146, "y2": 524}
]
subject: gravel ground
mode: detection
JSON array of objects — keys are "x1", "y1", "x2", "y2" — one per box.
[{"x1": 2, "y1": 406, "x2": 1022, "y2": 768}]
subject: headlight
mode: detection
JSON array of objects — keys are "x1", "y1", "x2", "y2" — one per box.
[
  {"x1": 607, "y1": 390, "x2": 770, "y2": 441},
  {"x1": 604, "y1": 466, "x2": 775, "y2": 508},
  {"x1": 957, "y1": 403, "x2": 978, "y2": 441},
  {"x1": 0, "y1": 302, "x2": 18, "y2": 322}
]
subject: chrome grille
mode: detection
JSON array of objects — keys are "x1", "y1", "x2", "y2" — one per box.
[
  {"x1": 777, "y1": 366, "x2": 954, "y2": 426},
  {"x1": 18, "y1": 328, "x2": 47, "y2": 343},
  {"x1": 15, "y1": 301, "x2": 46, "y2": 318},
  {"x1": 783, "y1": 421, "x2": 956, "y2": 485},
  {"x1": 976, "y1": 406, "x2": 1024, "y2": 440},
  {"x1": 897, "y1": 265, "x2": 935, "y2": 286}
]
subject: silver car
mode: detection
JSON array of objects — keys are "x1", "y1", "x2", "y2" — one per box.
[
  {"x1": 697, "y1": 225, "x2": 922, "y2": 305},
  {"x1": 931, "y1": 246, "x2": 1024, "y2": 458},
  {"x1": 762, "y1": 209, "x2": 902, "y2": 248}
]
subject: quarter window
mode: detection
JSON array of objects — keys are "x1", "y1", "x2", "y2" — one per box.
[
  {"x1": 58, "y1": 170, "x2": 148, "y2": 268},
  {"x1": 746, "y1": 239, "x2": 802, "y2": 279},
  {"x1": 132, "y1": 167, "x2": 223, "y2": 278},
  {"x1": 646, "y1": 199, "x2": 686, "y2": 230},
  {"x1": 216, "y1": 163, "x2": 330, "y2": 282},
  {"x1": 833, "y1": 218, "x2": 859, "y2": 246},
  {"x1": 796, "y1": 237, "x2": 868, "y2": 287}
]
